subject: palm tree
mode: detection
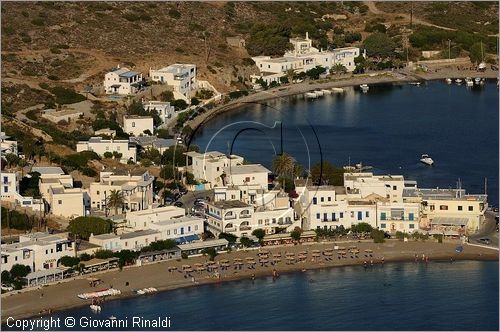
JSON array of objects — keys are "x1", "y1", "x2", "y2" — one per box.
[
  {"x1": 272, "y1": 153, "x2": 295, "y2": 192},
  {"x1": 107, "y1": 190, "x2": 125, "y2": 215}
]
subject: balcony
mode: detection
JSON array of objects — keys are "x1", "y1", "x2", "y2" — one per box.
[
  {"x1": 240, "y1": 226, "x2": 252, "y2": 231},
  {"x1": 224, "y1": 215, "x2": 236, "y2": 220},
  {"x1": 225, "y1": 227, "x2": 237, "y2": 232}
]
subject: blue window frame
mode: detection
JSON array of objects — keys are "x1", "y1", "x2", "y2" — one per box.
[
  {"x1": 316, "y1": 213, "x2": 320, "y2": 219},
  {"x1": 332, "y1": 213, "x2": 336, "y2": 221},
  {"x1": 365, "y1": 211, "x2": 369, "y2": 218},
  {"x1": 180, "y1": 227, "x2": 184, "y2": 235},
  {"x1": 380, "y1": 223, "x2": 386, "y2": 229},
  {"x1": 357, "y1": 211, "x2": 362, "y2": 221},
  {"x1": 409, "y1": 224, "x2": 415, "y2": 229},
  {"x1": 3, "y1": 176, "x2": 8, "y2": 184},
  {"x1": 381, "y1": 212, "x2": 386, "y2": 220},
  {"x1": 4, "y1": 186, "x2": 8, "y2": 193},
  {"x1": 323, "y1": 213, "x2": 328, "y2": 221},
  {"x1": 409, "y1": 213, "x2": 414, "y2": 221}
]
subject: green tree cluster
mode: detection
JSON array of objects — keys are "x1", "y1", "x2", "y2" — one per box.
[{"x1": 67, "y1": 216, "x2": 113, "y2": 240}]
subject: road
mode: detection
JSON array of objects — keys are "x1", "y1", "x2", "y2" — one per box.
[
  {"x1": 178, "y1": 189, "x2": 214, "y2": 214},
  {"x1": 469, "y1": 210, "x2": 499, "y2": 248}
]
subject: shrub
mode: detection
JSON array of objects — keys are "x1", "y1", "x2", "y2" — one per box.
[
  {"x1": 103, "y1": 151, "x2": 113, "y2": 159},
  {"x1": 168, "y1": 8, "x2": 181, "y2": 19},
  {"x1": 50, "y1": 86, "x2": 86, "y2": 104},
  {"x1": 67, "y1": 216, "x2": 113, "y2": 240}
]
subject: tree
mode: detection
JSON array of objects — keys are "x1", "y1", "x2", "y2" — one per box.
[
  {"x1": 4, "y1": 153, "x2": 20, "y2": 168},
  {"x1": 330, "y1": 64, "x2": 348, "y2": 75},
  {"x1": 58, "y1": 255, "x2": 80, "y2": 267},
  {"x1": 240, "y1": 236, "x2": 254, "y2": 247},
  {"x1": 311, "y1": 161, "x2": 345, "y2": 186},
  {"x1": 103, "y1": 152, "x2": 113, "y2": 159},
  {"x1": 10, "y1": 264, "x2": 31, "y2": 280},
  {"x1": 115, "y1": 250, "x2": 137, "y2": 268},
  {"x1": 201, "y1": 247, "x2": 217, "y2": 261},
  {"x1": 1, "y1": 270, "x2": 12, "y2": 285},
  {"x1": 107, "y1": 190, "x2": 125, "y2": 215},
  {"x1": 252, "y1": 228, "x2": 266, "y2": 243},
  {"x1": 159, "y1": 90, "x2": 174, "y2": 102},
  {"x1": 272, "y1": 153, "x2": 295, "y2": 192},
  {"x1": 371, "y1": 229, "x2": 385, "y2": 243},
  {"x1": 469, "y1": 42, "x2": 485, "y2": 64},
  {"x1": 172, "y1": 99, "x2": 188, "y2": 111},
  {"x1": 94, "y1": 250, "x2": 115, "y2": 259},
  {"x1": 219, "y1": 232, "x2": 237, "y2": 244},
  {"x1": 305, "y1": 66, "x2": 326, "y2": 80},
  {"x1": 362, "y1": 33, "x2": 396, "y2": 58},
  {"x1": 291, "y1": 228, "x2": 302, "y2": 242},
  {"x1": 67, "y1": 216, "x2": 113, "y2": 240},
  {"x1": 351, "y1": 222, "x2": 373, "y2": 233}
]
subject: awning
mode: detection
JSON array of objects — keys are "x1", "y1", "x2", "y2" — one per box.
[{"x1": 431, "y1": 217, "x2": 468, "y2": 226}]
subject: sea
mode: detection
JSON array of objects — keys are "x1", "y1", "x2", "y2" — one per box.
[
  {"x1": 10, "y1": 261, "x2": 499, "y2": 330},
  {"x1": 191, "y1": 80, "x2": 499, "y2": 204}
]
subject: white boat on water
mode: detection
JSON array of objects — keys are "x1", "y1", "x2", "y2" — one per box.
[
  {"x1": 455, "y1": 78, "x2": 462, "y2": 84},
  {"x1": 420, "y1": 154, "x2": 434, "y2": 166},
  {"x1": 108, "y1": 316, "x2": 117, "y2": 320},
  {"x1": 445, "y1": 78, "x2": 452, "y2": 84},
  {"x1": 410, "y1": 82, "x2": 421, "y2": 86},
  {"x1": 465, "y1": 77, "x2": 473, "y2": 86},
  {"x1": 331, "y1": 87, "x2": 344, "y2": 93},
  {"x1": 90, "y1": 305, "x2": 101, "y2": 313},
  {"x1": 305, "y1": 92, "x2": 317, "y2": 99},
  {"x1": 474, "y1": 77, "x2": 481, "y2": 84},
  {"x1": 321, "y1": 89, "x2": 332, "y2": 95},
  {"x1": 359, "y1": 84, "x2": 369, "y2": 92}
]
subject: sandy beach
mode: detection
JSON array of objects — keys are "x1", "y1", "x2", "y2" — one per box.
[
  {"x1": 186, "y1": 66, "x2": 498, "y2": 130},
  {"x1": 1, "y1": 239, "x2": 497, "y2": 322}
]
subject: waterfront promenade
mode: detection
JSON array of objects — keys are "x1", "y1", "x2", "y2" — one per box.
[{"x1": 2, "y1": 240, "x2": 497, "y2": 321}]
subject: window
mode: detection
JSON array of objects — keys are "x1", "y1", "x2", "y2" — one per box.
[
  {"x1": 365, "y1": 211, "x2": 369, "y2": 218},
  {"x1": 323, "y1": 213, "x2": 328, "y2": 221},
  {"x1": 3, "y1": 176, "x2": 8, "y2": 184},
  {"x1": 316, "y1": 213, "x2": 320, "y2": 219},
  {"x1": 188, "y1": 226, "x2": 191, "y2": 232},
  {"x1": 357, "y1": 211, "x2": 362, "y2": 221},
  {"x1": 381, "y1": 212, "x2": 386, "y2": 220},
  {"x1": 409, "y1": 224, "x2": 415, "y2": 229},
  {"x1": 350, "y1": 211, "x2": 354, "y2": 218},
  {"x1": 245, "y1": 177, "x2": 250, "y2": 182},
  {"x1": 195, "y1": 225, "x2": 198, "y2": 231},
  {"x1": 439, "y1": 205, "x2": 448, "y2": 210},
  {"x1": 409, "y1": 213, "x2": 414, "y2": 221},
  {"x1": 58, "y1": 200, "x2": 62, "y2": 204},
  {"x1": 340, "y1": 212, "x2": 343, "y2": 219},
  {"x1": 313, "y1": 197, "x2": 317, "y2": 205},
  {"x1": 458, "y1": 206, "x2": 463, "y2": 211},
  {"x1": 380, "y1": 223, "x2": 386, "y2": 229},
  {"x1": 174, "y1": 229, "x2": 177, "y2": 235},
  {"x1": 321, "y1": 197, "x2": 324, "y2": 202},
  {"x1": 468, "y1": 206, "x2": 474, "y2": 211},
  {"x1": 393, "y1": 186, "x2": 397, "y2": 190},
  {"x1": 132, "y1": 122, "x2": 136, "y2": 127},
  {"x1": 3, "y1": 186, "x2": 8, "y2": 193},
  {"x1": 328, "y1": 197, "x2": 331, "y2": 202},
  {"x1": 332, "y1": 213, "x2": 336, "y2": 221},
  {"x1": 167, "y1": 230, "x2": 170, "y2": 235},
  {"x1": 97, "y1": 191, "x2": 100, "y2": 195}
]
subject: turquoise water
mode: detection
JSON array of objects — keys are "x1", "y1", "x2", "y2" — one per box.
[
  {"x1": 15, "y1": 261, "x2": 499, "y2": 330},
  {"x1": 192, "y1": 80, "x2": 499, "y2": 203}
]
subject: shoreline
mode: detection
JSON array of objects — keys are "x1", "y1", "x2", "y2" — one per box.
[
  {"x1": 186, "y1": 68, "x2": 498, "y2": 130},
  {"x1": 2, "y1": 240, "x2": 498, "y2": 322}
]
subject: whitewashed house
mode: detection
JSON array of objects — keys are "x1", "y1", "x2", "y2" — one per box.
[
  {"x1": 104, "y1": 66, "x2": 144, "y2": 95},
  {"x1": 223, "y1": 164, "x2": 270, "y2": 192},
  {"x1": 184, "y1": 151, "x2": 244, "y2": 188},
  {"x1": 1, "y1": 171, "x2": 44, "y2": 212},
  {"x1": 149, "y1": 64, "x2": 197, "y2": 102},
  {"x1": 1, "y1": 232, "x2": 74, "y2": 272},
  {"x1": 143, "y1": 100, "x2": 175, "y2": 126},
  {"x1": 123, "y1": 115, "x2": 154, "y2": 137},
  {"x1": 38, "y1": 172, "x2": 87, "y2": 219},
  {"x1": 76, "y1": 137, "x2": 137, "y2": 163}
]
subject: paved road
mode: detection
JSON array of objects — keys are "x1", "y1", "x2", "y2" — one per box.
[
  {"x1": 469, "y1": 211, "x2": 499, "y2": 248},
  {"x1": 178, "y1": 189, "x2": 214, "y2": 214}
]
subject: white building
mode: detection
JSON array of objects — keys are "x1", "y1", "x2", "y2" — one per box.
[
  {"x1": 89, "y1": 229, "x2": 161, "y2": 252},
  {"x1": 251, "y1": 32, "x2": 363, "y2": 84},
  {"x1": 104, "y1": 66, "x2": 144, "y2": 95},
  {"x1": 76, "y1": 137, "x2": 137, "y2": 163},
  {"x1": 38, "y1": 171, "x2": 87, "y2": 219},
  {"x1": 89, "y1": 169, "x2": 154, "y2": 213},
  {"x1": 1, "y1": 132, "x2": 18, "y2": 156},
  {"x1": 149, "y1": 64, "x2": 197, "y2": 102},
  {"x1": 126, "y1": 206, "x2": 185, "y2": 229},
  {"x1": 1, "y1": 171, "x2": 44, "y2": 212},
  {"x1": 123, "y1": 115, "x2": 154, "y2": 137},
  {"x1": 205, "y1": 200, "x2": 294, "y2": 238},
  {"x1": 143, "y1": 100, "x2": 175, "y2": 127},
  {"x1": 404, "y1": 187, "x2": 487, "y2": 234},
  {"x1": 184, "y1": 151, "x2": 244, "y2": 188},
  {"x1": 223, "y1": 164, "x2": 270, "y2": 192},
  {"x1": 344, "y1": 173, "x2": 405, "y2": 204},
  {"x1": 1, "y1": 232, "x2": 74, "y2": 272}
]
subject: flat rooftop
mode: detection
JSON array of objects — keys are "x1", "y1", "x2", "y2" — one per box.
[
  {"x1": 31, "y1": 167, "x2": 65, "y2": 175},
  {"x1": 120, "y1": 229, "x2": 160, "y2": 240},
  {"x1": 224, "y1": 164, "x2": 270, "y2": 175},
  {"x1": 212, "y1": 200, "x2": 251, "y2": 209}
]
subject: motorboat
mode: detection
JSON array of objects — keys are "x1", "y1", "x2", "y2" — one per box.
[
  {"x1": 465, "y1": 77, "x2": 474, "y2": 87},
  {"x1": 90, "y1": 305, "x2": 101, "y2": 313},
  {"x1": 305, "y1": 92, "x2": 317, "y2": 99},
  {"x1": 455, "y1": 78, "x2": 463, "y2": 84},
  {"x1": 420, "y1": 154, "x2": 434, "y2": 166},
  {"x1": 445, "y1": 78, "x2": 452, "y2": 84},
  {"x1": 331, "y1": 87, "x2": 344, "y2": 93},
  {"x1": 410, "y1": 82, "x2": 421, "y2": 86},
  {"x1": 359, "y1": 84, "x2": 369, "y2": 92},
  {"x1": 474, "y1": 77, "x2": 481, "y2": 84}
]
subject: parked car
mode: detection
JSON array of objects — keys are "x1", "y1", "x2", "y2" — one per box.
[{"x1": 479, "y1": 238, "x2": 490, "y2": 245}]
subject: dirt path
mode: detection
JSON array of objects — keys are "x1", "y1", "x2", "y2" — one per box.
[{"x1": 363, "y1": 1, "x2": 457, "y2": 31}]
